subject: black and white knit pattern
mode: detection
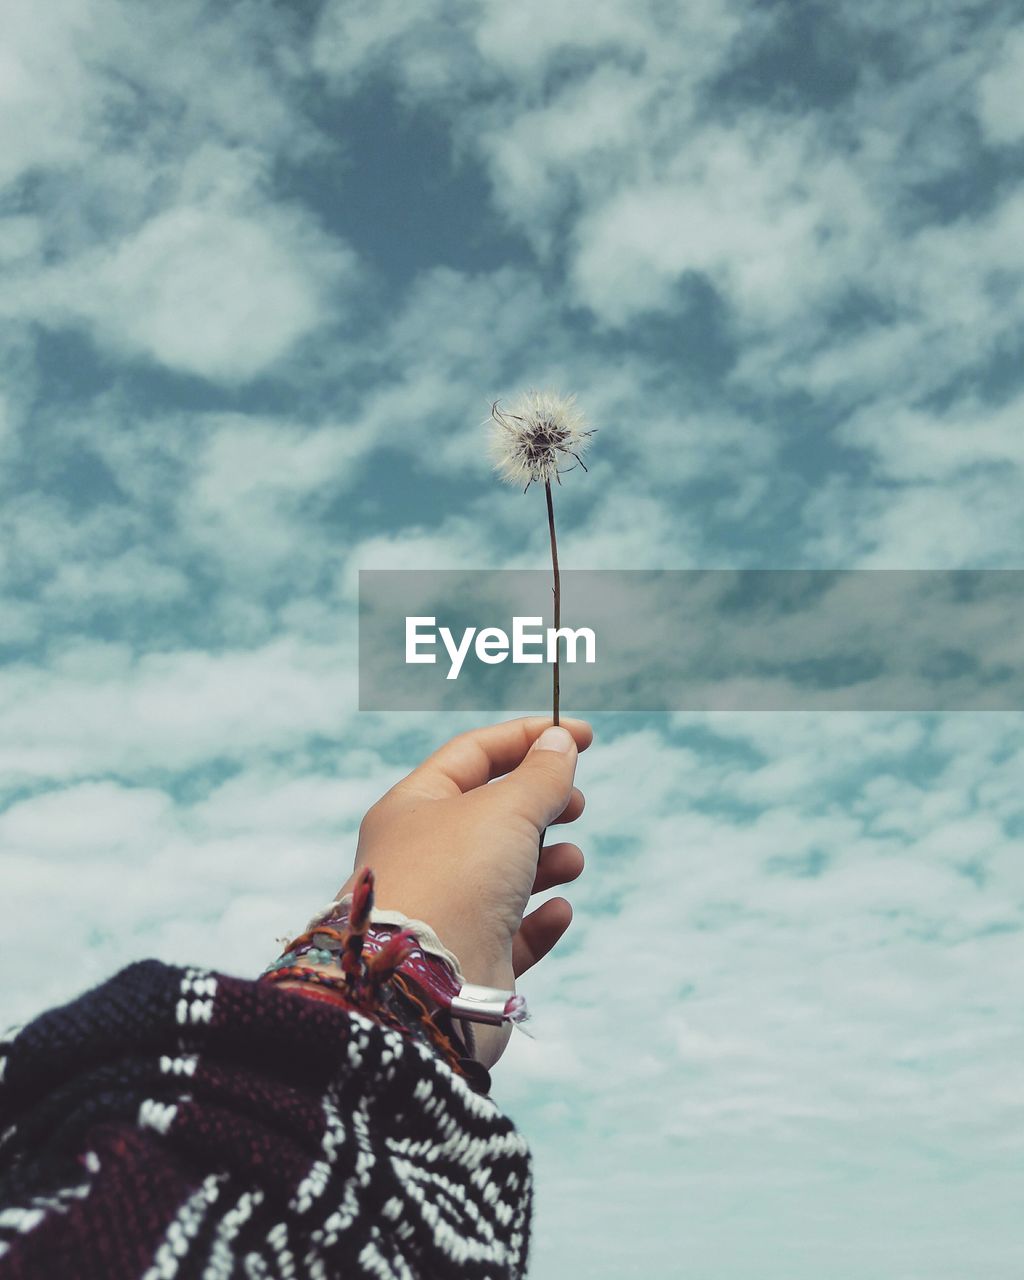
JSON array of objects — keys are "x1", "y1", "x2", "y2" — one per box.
[{"x1": 0, "y1": 961, "x2": 533, "y2": 1279}]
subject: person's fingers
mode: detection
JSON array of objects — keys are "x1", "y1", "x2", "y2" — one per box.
[
  {"x1": 398, "y1": 716, "x2": 592, "y2": 799},
  {"x1": 490, "y1": 725, "x2": 579, "y2": 831},
  {"x1": 532, "y1": 842, "x2": 585, "y2": 894},
  {"x1": 512, "y1": 897, "x2": 573, "y2": 978},
  {"x1": 548, "y1": 786, "x2": 585, "y2": 826}
]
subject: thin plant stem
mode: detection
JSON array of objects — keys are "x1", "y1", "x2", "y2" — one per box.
[
  {"x1": 538, "y1": 479, "x2": 562, "y2": 861},
  {"x1": 544, "y1": 479, "x2": 560, "y2": 727}
]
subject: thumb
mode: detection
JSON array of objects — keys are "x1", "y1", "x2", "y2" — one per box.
[{"x1": 494, "y1": 725, "x2": 578, "y2": 831}]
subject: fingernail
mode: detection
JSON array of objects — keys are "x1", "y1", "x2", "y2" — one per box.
[{"x1": 535, "y1": 726, "x2": 573, "y2": 754}]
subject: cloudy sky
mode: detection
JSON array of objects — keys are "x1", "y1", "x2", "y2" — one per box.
[{"x1": 2, "y1": 0, "x2": 1023, "y2": 1275}]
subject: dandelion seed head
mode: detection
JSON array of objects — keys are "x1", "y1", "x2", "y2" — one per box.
[{"x1": 487, "y1": 388, "x2": 594, "y2": 488}]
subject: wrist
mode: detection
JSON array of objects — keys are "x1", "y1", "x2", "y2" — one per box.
[
  {"x1": 338, "y1": 902, "x2": 519, "y2": 1062},
  {"x1": 270, "y1": 872, "x2": 528, "y2": 1076},
  {"x1": 335, "y1": 872, "x2": 512, "y2": 995}
]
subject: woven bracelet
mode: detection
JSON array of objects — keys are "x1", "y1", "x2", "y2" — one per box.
[
  {"x1": 283, "y1": 877, "x2": 530, "y2": 1031},
  {"x1": 259, "y1": 867, "x2": 526, "y2": 1091}
]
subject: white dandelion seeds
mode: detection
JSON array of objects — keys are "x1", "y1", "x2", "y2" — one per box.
[{"x1": 488, "y1": 389, "x2": 594, "y2": 490}]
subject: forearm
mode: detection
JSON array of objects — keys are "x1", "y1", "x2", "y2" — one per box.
[{"x1": 0, "y1": 955, "x2": 533, "y2": 1279}]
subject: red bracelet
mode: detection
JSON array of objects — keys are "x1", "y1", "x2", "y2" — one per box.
[
  {"x1": 291, "y1": 872, "x2": 530, "y2": 1030},
  {"x1": 262, "y1": 869, "x2": 529, "y2": 1075}
]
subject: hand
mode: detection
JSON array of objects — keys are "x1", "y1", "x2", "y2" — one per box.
[{"x1": 336, "y1": 716, "x2": 593, "y2": 1067}]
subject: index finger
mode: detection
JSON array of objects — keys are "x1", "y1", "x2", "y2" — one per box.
[{"x1": 398, "y1": 715, "x2": 593, "y2": 798}]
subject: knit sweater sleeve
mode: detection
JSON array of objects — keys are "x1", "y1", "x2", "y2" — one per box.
[{"x1": 0, "y1": 960, "x2": 533, "y2": 1279}]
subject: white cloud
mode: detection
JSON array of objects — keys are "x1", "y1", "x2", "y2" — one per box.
[
  {"x1": 181, "y1": 412, "x2": 374, "y2": 574},
  {"x1": 0, "y1": 638, "x2": 360, "y2": 785},
  {"x1": 0, "y1": 780, "x2": 172, "y2": 854},
  {"x1": 471, "y1": 0, "x2": 655, "y2": 72},
  {"x1": 803, "y1": 468, "x2": 1024, "y2": 568},
  {"x1": 191, "y1": 769, "x2": 385, "y2": 837},
  {"x1": 42, "y1": 547, "x2": 189, "y2": 609},
  {"x1": 976, "y1": 27, "x2": 1024, "y2": 146},
  {"x1": 0, "y1": 3, "x2": 355, "y2": 383},
  {"x1": 0, "y1": 0, "x2": 100, "y2": 188},
  {"x1": 5, "y1": 198, "x2": 357, "y2": 382},
  {"x1": 83, "y1": 207, "x2": 349, "y2": 380},
  {"x1": 569, "y1": 124, "x2": 875, "y2": 328},
  {"x1": 312, "y1": 0, "x2": 453, "y2": 92},
  {"x1": 839, "y1": 389, "x2": 1024, "y2": 483}
]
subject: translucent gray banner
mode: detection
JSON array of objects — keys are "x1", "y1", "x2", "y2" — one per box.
[{"x1": 358, "y1": 570, "x2": 1024, "y2": 711}]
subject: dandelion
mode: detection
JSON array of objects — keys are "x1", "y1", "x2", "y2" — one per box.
[
  {"x1": 489, "y1": 389, "x2": 593, "y2": 490},
  {"x1": 486, "y1": 388, "x2": 595, "y2": 726}
]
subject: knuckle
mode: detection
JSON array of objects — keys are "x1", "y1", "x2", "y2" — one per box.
[{"x1": 359, "y1": 795, "x2": 390, "y2": 832}]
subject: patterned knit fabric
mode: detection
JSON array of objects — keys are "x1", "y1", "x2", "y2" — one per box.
[{"x1": 0, "y1": 961, "x2": 533, "y2": 1278}]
